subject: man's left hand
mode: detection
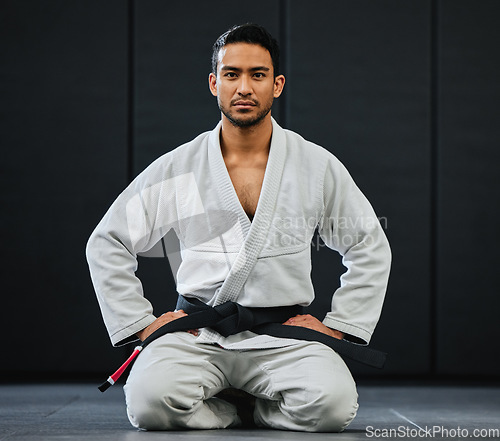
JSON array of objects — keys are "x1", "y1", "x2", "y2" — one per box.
[{"x1": 283, "y1": 314, "x2": 344, "y2": 340}]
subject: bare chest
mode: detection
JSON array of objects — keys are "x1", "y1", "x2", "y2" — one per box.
[{"x1": 226, "y1": 167, "x2": 266, "y2": 221}]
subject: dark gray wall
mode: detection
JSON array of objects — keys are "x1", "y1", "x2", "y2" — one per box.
[
  {"x1": 436, "y1": 0, "x2": 500, "y2": 375},
  {"x1": 1, "y1": 0, "x2": 499, "y2": 379}
]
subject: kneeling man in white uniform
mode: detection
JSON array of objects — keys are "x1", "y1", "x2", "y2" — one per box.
[{"x1": 86, "y1": 23, "x2": 391, "y2": 432}]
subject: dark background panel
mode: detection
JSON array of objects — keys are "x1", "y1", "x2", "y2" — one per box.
[
  {"x1": 288, "y1": 0, "x2": 432, "y2": 375},
  {"x1": 0, "y1": 0, "x2": 129, "y2": 375},
  {"x1": 132, "y1": 1, "x2": 283, "y2": 314},
  {"x1": 436, "y1": 0, "x2": 500, "y2": 375}
]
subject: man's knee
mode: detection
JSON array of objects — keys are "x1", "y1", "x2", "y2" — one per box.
[
  {"x1": 310, "y1": 377, "x2": 359, "y2": 432},
  {"x1": 282, "y1": 376, "x2": 358, "y2": 432},
  {"x1": 255, "y1": 375, "x2": 358, "y2": 432},
  {"x1": 124, "y1": 375, "x2": 197, "y2": 430},
  {"x1": 124, "y1": 374, "x2": 241, "y2": 430}
]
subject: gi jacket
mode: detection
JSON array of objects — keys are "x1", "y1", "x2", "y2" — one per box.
[{"x1": 86, "y1": 119, "x2": 391, "y2": 349}]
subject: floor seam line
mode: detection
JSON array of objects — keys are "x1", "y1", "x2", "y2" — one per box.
[
  {"x1": 43, "y1": 395, "x2": 81, "y2": 418},
  {"x1": 389, "y1": 408, "x2": 424, "y2": 431}
]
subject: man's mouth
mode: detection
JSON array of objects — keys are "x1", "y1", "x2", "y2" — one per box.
[{"x1": 233, "y1": 100, "x2": 257, "y2": 108}]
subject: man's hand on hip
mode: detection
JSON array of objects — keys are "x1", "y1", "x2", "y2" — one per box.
[
  {"x1": 283, "y1": 314, "x2": 344, "y2": 340},
  {"x1": 136, "y1": 310, "x2": 199, "y2": 341}
]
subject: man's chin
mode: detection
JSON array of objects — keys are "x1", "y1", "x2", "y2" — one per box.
[
  {"x1": 230, "y1": 117, "x2": 260, "y2": 128},
  {"x1": 224, "y1": 110, "x2": 270, "y2": 128}
]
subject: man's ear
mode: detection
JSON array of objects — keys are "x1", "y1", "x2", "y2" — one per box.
[
  {"x1": 273, "y1": 75, "x2": 285, "y2": 98},
  {"x1": 208, "y1": 73, "x2": 218, "y2": 97}
]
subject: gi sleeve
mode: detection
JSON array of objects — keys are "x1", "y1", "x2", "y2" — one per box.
[
  {"x1": 86, "y1": 156, "x2": 182, "y2": 346},
  {"x1": 318, "y1": 157, "x2": 391, "y2": 345}
]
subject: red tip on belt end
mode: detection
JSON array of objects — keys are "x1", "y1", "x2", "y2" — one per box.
[{"x1": 98, "y1": 347, "x2": 143, "y2": 393}]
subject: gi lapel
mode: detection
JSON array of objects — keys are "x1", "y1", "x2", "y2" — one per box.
[{"x1": 208, "y1": 118, "x2": 287, "y2": 305}]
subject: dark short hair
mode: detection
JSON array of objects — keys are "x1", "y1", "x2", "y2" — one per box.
[{"x1": 211, "y1": 23, "x2": 280, "y2": 77}]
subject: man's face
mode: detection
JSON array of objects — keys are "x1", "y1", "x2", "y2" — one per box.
[{"x1": 209, "y1": 43, "x2": 285, "y2": 128}]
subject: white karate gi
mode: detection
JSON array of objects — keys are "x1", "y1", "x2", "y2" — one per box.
[{"x1": 86, "y1": 118, "x2": 391, "y2": 431}]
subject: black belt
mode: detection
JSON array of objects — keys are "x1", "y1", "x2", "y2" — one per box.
[{"x1": 98, "y1": 297, "x2": 386, "y2": 392}]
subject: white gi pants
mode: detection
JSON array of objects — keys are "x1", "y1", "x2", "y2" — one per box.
[{"x1": 124, "y1": 332, "x2": 358, "y2": 432}]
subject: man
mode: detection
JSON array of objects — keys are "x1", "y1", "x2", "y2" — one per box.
[{"x1": 86, "y1": 23, "x2": 391, "y2": 432}]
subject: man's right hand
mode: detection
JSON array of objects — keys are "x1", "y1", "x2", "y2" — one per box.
[{"x1": 136, "y1": 309, "x2": 199, "y2": 341}]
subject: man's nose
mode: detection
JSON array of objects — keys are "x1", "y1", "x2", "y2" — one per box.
[{"x1": 237, "y1": 76, "x2": 252, "y2": 95}]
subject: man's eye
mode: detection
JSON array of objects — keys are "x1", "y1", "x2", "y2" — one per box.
[
  {"x1": 254, "y1": 73, "x2": 265, "y2": 78},
  {"x1": 224, "y1": 72, "x2": 237, "y2": 78}
]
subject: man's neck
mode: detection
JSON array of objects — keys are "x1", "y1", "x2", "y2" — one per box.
[{"x1": 219, "y1": 115, "x2": 273, "y2": 159}]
